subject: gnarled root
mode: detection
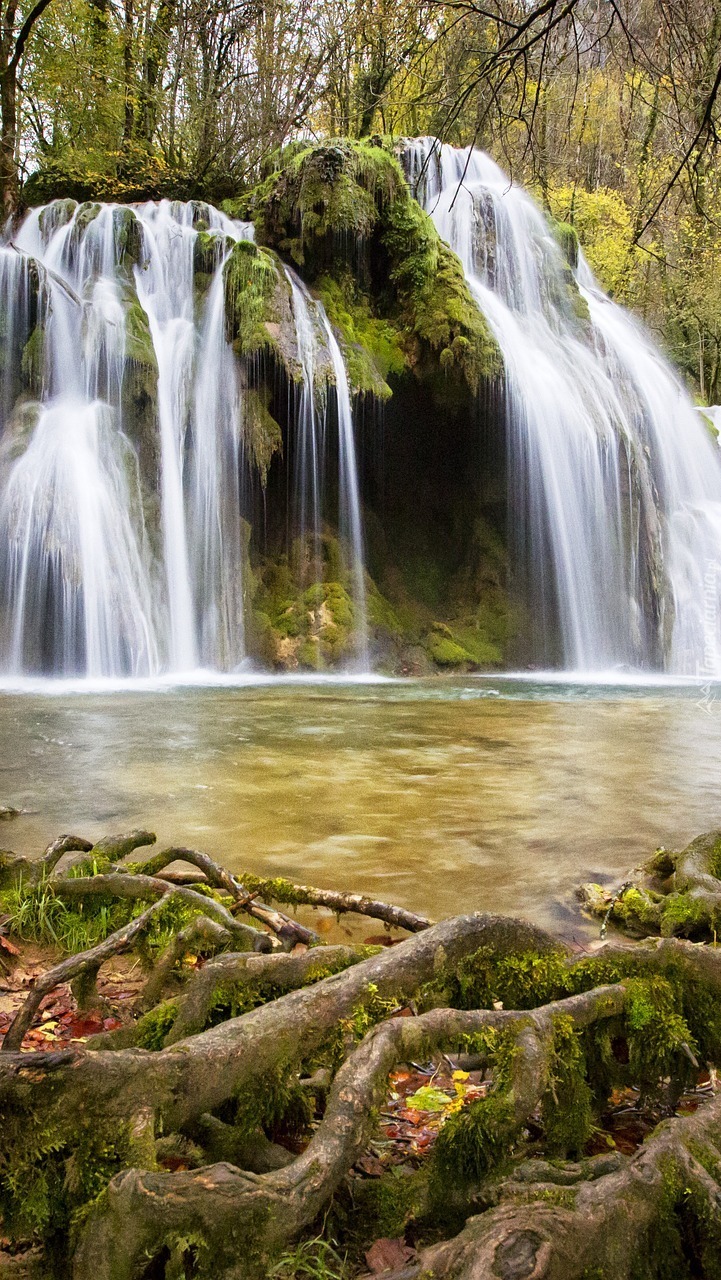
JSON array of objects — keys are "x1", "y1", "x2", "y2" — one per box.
[
  {"x1": 71, "y1": 987, "x2": 627, "y2": 1280},
  {"x1": 403, "y1": 1089, "x2": 721, "y2": 1279},
  {"x1": 579, "y1": 828, "x2": 721, "y2": 939}
]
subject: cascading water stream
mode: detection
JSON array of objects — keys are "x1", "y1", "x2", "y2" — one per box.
[
  {"x1": 319, "y1": 309, "x2": 369, "y2": 670},
  {"x1": 406, "y1": 138, "x2": 721, "y2": 675},
  {"x1": 0, "y1": 200, "x2": 257, "y2": 676},
  {"x1": 284, "y1": 268, "x2": 369, "y2": 669},
  {"x1": 0, "y1": 196, "x2": 369, "y2": 678}
]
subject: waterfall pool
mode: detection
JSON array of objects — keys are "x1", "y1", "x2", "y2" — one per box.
[{"x1": 1, "y1": 674, "x2": 720, "y2": 935}]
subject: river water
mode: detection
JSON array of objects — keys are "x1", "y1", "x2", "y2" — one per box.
[{"x1": 1, "y1": 675, "x2": 720, "y2": 935}]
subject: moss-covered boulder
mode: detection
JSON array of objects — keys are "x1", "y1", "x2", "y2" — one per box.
[{"x1": 251, "y1": 138, "x2": 502, "y2": 400}]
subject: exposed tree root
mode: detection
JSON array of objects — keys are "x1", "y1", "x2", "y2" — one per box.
[
  {"x1": 580, "y1": 828, "x2": 721, "y2": 940},
  {"x1": 400, "y1": 1089, "x2": 721, "y2": 1279},
  {"x1": 4, "y1": 829, "x2": 721, "y2": 1279},
  {"x1": 71, "y1": 988, "x2": 627, "y2": 1280}
]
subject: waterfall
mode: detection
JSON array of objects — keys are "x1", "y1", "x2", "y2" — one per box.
[
  {"x1": 0, "y1": 198, "x2": 368, "y2": 678},
  {"x1": 285, "y1": 269, "x2": 369, "y2": 669},
  {"x1": 406, "y1": 138, "x2": 721, "y2": 676}
]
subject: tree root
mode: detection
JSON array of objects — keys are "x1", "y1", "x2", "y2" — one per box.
[
  {"x1": 400, "y1": 1087, "x2": 721, "y2": 1279},
  {"x1": 7, "y1": 830, "x2": 721, "y2": 1280},
  {"x1": 579, "y1": 828, "x2": 721, "y2": 939},
  {"x1": 134, "y1": 845, "x2": 321, "y2": 947},
  {"x1": 70, "y1": 987, "x2": 628, "y2": 1280},
  {"x1": 1, "y1": 883, "x2": 268, "y2": 1051}
]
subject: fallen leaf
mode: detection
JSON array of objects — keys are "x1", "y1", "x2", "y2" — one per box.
[
  {"x1": 365, "y1": 1238, "x2": 416, "y2": 1274},
  {"x1": 0, "y1": 936, "x2": 20, "y2": 957}
]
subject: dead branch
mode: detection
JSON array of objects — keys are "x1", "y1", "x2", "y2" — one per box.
[{"x1": 234, "y1": 872, "x2": 434, "y2": 932}]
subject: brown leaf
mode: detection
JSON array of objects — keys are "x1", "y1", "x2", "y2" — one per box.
[
  {"x1": 365, "y1": 1238, "x2": 416, "y2": 1274},
  {"x1": 356, "y1": 1154, "x2": 385, "y2": 1177},
  {"x1": 0, "y1": 936, "x2": 20, "y2": 957}
]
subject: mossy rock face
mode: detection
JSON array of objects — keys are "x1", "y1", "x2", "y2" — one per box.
[
  {"x1": 224, "y1": 239, "x2": 282, "y2": 357},
  {"x1": 194, "y1": 228, "x2": 230, "y2": 276},
  {"x1": 113, "y1": 207, "x2": 145, "y2": 273},
  {"x1": 550, "y1": 217, "x2": 580, "y2": 270},
  {"x1": 37, "y1": 199, "x2": 78, "y2": 240},
  {"x1": 255, "y1": 139, "x2": 405, "y2": 272},
  {"x1": 20, "y1": 325, "x2": 45, "y2": 395},
  {"x1": 248, "y1": 534, "x2": 396, "y2": 671},
  {"x1": 244, "y1": 384, "x2": 283, "y2": 486},
  {"x1": 123, "y1": 294, "x2": 157, "y2": 370},
  {"x1": 316, "y1": 272, "x2": 406, "y2": 400},
  {"x1": 252, "y1": 138, "x2": 502, "y2": 399}
]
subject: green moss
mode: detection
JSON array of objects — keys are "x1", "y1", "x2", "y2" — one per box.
[
  {"x1": 253, "y1": 137, "x2": 501, "y2": 400},
  {"x1": 252, "y1": 555, "x2": 363, "y2": 668},
  {"x1": 223, "y1": 238, "x2": 285, "y2": 358},
  {"x1": 256, "y1": 139, "x2": 405, "y2": 269},
  {"x1": 21, "y1": 325, "x2": 45, "y2": 394},
  {"x1": 134, "y1": 1000, "x2": 179, "y2": 1050},
  {"x1": 233, "y1": 1066, "x2": 313, "y2": 1143},
  {"x1": 315, "y1": 272, "x2": 407, "y2": 398},
  {"x1": 660, "y1": 892, "x2": 714, "y2": 937},
  {"x1": 0, "y1": 1115, "x2": 140, "y2": 1245},
  {"x1": 348, "y1": 1167, "x2": 428, "y2": 1245},
  {"x1": 244, "y1": 385, "x2": 283, "y2": 485},
  {"x1": 542, "y1": 1015, "x2": 594, "y2": 1156},
  {"x1": 550, "y1": 217, "x2": 579, "y2": 269},
  {"x1": 425, "y1": 633, "x2": 471, "y2": 667},
  {"x1": 432, "y1": 1022, "x2": 517, "y2": 1182},
  {"x1": 124, "y1": 296, "x2": 157, "y2": 369},
  {"x1": 113, "y1": 206, "x2": 144, "y2": 272},
  {"x1": 382, "y1": 197, "x2": 502, "y2": 393}
]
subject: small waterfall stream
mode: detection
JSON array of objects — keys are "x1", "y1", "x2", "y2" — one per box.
[
  {"x1": 0, "y1": 200, "x2": 369, "y2": 677},
  {"x1": 284, "y1": 268, "x2": 368, "y2": 669},
  {"x1": 406, "y1": 139, "x2": 721, "y2": 675}
]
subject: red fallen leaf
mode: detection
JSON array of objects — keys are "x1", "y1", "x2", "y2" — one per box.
[
  {"x1": 67, "y1": 1016, "x2": 104, "y2": 1038},
  {"x1": 399, "y1": 1109, "x2": 424, "y2": 1125},
  {"x1": 382, "y1": 1125, "x2": 402, "y2": 1139},
  {"x1": 102, "y1": 1016, "x2": 123, "y2": 1031},
  {"x1": 0, "y1": 936, "x2": 20, "y2": 957},
  {"x1": 365, "y1": 1238, "x2": 416, "y2": 1274},
  {"x1": 390, "y1": 1007, "x2": 414, "y2": 1019}
]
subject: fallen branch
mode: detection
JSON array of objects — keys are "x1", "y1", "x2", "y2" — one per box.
[
  {"x1": 136, "y1": 846, "x2": 320, "y2": 947},
  {"x1": 233, "y1": 872, "x2": 434, "y2": 932}
]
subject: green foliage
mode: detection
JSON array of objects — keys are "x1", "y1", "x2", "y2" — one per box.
[
  {"x1": 542, "y1": 1016, "x2": 594, "y2": 1156},
  {"x1": 23, "y1": 142, "x2": 195, "y2": 207},
  {"x1": 269, "y1": 1237, "x2": 350, "y2": 1280},
  {"x1": 0, "y1": 875, "x2": 134, "y2": 953},
  {"x1": 0, "y1": 1114, "x2": 135, "y2": 1244},
  {"x1": 315, "y1": 273, "x2": 407, "y2": 398},
  {"x1": 223, "y1": 239, "x2": 284, "y2": 358}
]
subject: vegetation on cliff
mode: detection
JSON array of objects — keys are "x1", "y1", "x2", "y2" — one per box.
[{"x1": 251, "y1": 138, "x2": 501, "y2": 399}]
